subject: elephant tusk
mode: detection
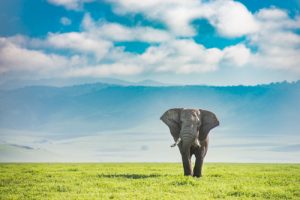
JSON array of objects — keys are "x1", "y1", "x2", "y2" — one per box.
[
  {"x1": 170, "y1": 137, "x2": 181, "y2": 147},
  {"x1": 195, "y1": 139, "x2": 201, "y2": 147}
]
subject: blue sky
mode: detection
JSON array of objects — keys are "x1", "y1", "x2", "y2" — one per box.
[{"x1": 0, "y1": 0, "x2": 300, "y2": 85}]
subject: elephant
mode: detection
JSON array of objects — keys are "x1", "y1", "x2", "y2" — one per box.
[{"x1": 160, "y1": 108, "x2": 219, "y2": 177}]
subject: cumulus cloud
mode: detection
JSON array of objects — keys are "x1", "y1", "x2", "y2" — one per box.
[
  {"x1": 247, "y1": 8, "x2": 300, "y2": 71},
  {"x1": 0, "y1": 35, "x2": 294, "y2": 79},
  {"x1": 61, "y1": 39, "x2": 226, "y2": 77},
  {"x1": 81, "y1": 14, "x2": 172, "y2": 43},
  {"x1": 208, "y1": 0, "x2": 258, "y2": 37},
  {"x1": 48, "y1": 0, "x2": 94, "y2": 10},
  {"x1": 2, "y1": 2, "x2": 300, "y2": 80},
  {"x1": 45, "y1": 14, "x2": 171, "y2": 60},
  {"x1": 141, "y1": 39, "x2": 223, "y2": 73},
  {"x1": 64, "y1": 38, "x2": 246, "y2": 77},
  {"x1": 223, "y1": 44, "x2": 251, "y2": 67},
  {"x1": 107, "y1": 0, "x2": 259, "y2": 37},
  {"x1": 107, "y1": 0, "x2": 203, "y2": 36},
  {"x1": 0, "y1": 37, "x2": 69, "y2": 74},
  {"x1": 47, "y1": 32, "x2": 113, "y2": 59}
]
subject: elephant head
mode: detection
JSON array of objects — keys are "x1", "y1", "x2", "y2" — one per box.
[{"x1": 160, "y1": 108, "x2": 219, "y2": 177}]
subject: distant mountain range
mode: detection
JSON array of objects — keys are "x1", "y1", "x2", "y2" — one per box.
[
  {"x1": 0, "y1": 80, "x2": 299, "y2": 137},
  {"x1": 0, "y1": 77, "x2": 167, "y2": 90}
]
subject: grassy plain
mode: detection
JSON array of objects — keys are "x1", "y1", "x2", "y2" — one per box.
[{"x1": 0, "y1": 163, "x2": 299, "y2": 199}]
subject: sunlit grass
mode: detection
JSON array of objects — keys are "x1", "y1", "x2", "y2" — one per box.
[{"x1": 0, "y1": 163, "x2": 299, "y2": 199}]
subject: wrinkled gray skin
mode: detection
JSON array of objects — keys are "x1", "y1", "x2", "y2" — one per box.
[{"x1": 160, "y1": 108, "x2": 219, "y2": 177}]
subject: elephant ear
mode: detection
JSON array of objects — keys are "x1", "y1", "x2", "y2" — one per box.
[
  {"x1": 198, "y1": 109, "x2": 219, "y2": 141},
  {"x1": 160, "y1": 108, "x2": 183, "y2": 141}
]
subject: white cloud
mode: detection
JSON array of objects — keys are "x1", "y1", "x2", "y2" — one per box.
[
  {"x1": 98, "y1": 23, "x2": 172, "y2": 42},
  {"x1": 46, "y1": 14, "x2": 173, "y2": 75},
  {"x1": 0, "y1": 33, "x2": 146, "y2": 77},
  {"x1": 255, "y1": 8, "x2": 300, "y2": 31},
  {"x1": 223, "y1": 44, "x2": 251, "y2": 67},
  {"x1": 47, "y1": 32, "x2": 113, "y2": 59},
  {"x1": 0, "y1": 37, "x2": 69, "y2": 74},
  {"x1": 257, "y1": 8, "x2": 290, "y2": 20},
  {"x1": 108, "y1": 0, "x2": 259, "y2": 37},
  {"x1": 45, "y1": 1, "x2": 299, "y2": 75},
  {"x1": 48, "y1": 0, "x2": 94, "y2": 10},
  {"x1": 60, "y1": 17, "x2": 72, "y2": 26},
  {"x1": 2, "y1": 5, "x2": 300, "y2": 81},
  {"x1": 108, "y1": 0, "x2": 203, "y2": 36},
  {"x1": 63, "y1": 38, "x2": 254, "y2": 77},
  {"x1": 140, "y1": 39, "x2": 223, "y2": 73},
  {"x1": 45, "y1": 14, "x2": 171, "y2": 61},
  {"x1": 82, "y1": 13, "x2": 172, "y2": 43},
  {"x1": 247, "y1": 8, "x2": 300, "y2": 71},
  {"x1": 0, "y1": 34, "x2": 254, "y2": 78},
  {"x1": 208, "y1": 0, "x2": 259, "y2": 37}
]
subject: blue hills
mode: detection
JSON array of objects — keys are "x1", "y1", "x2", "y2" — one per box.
[{"x1": 0, "y1": 81, "x2": 299, "y2": 138}]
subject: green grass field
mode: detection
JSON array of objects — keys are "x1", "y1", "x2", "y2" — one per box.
[{"x1": 0, "y1": 163, "x2": 299, "y2": 199}]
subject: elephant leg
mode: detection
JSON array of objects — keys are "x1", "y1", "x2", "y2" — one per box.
[
  {"x1": 193, "y1": 137, "x2": 209, "y2": 177},
  {"x1": 193, "y1": 146, "x2": 203, "y2": 177},
  {"x1": 180, "y1": 138, "x2": 194, "y2": 176}
]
